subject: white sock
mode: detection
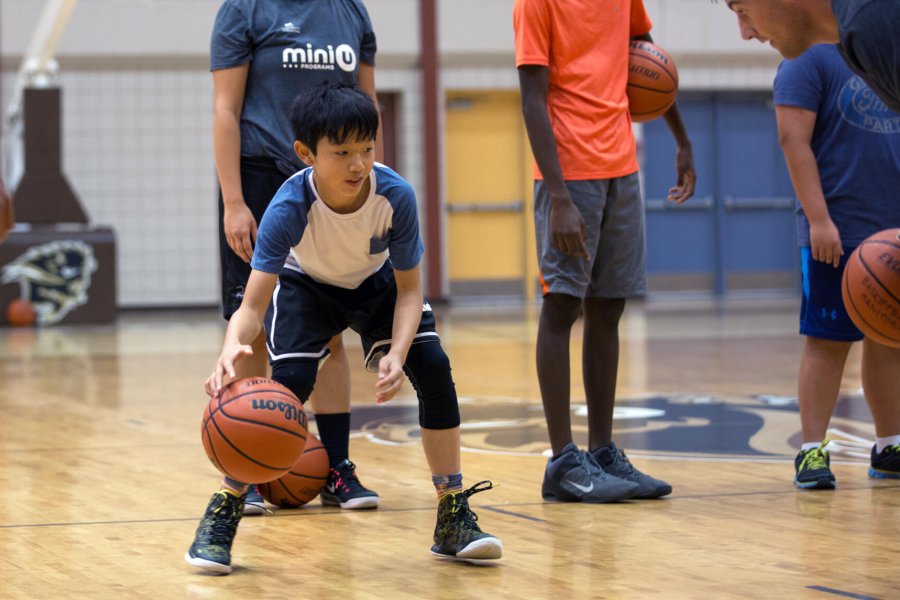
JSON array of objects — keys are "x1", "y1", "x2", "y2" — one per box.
[
  {"x1": 801, "y1": 441, "x2": 824, "y2": 452},
  {"x1": 875, "y1": 435, "x2": 900, "y2": 453}
]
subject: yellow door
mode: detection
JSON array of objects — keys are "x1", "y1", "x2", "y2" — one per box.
[{"x1": 445, "y1": 91, "x2": 538, "y2": 299}]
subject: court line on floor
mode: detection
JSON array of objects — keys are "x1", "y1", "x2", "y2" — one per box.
[
  {"x1": 5, "y1": 483, "x2": 898, "y2": 530},
  {"x1": 806, "y1": 585, "x2": 881, "y2": 600}
]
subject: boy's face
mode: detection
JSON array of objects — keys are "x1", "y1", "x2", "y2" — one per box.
[
  {"x1": 727, "y1": 0, "x2": 816, "y2": 59},
  {"x1": 295, "y1": 136, "x2": 376, "y2": 207}
]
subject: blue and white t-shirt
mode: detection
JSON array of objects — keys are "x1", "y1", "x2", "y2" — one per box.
[
  {"x1": 773, "y1": 44, "x2": 900, "y2": 247},
  {"x1": 210, "y1": 0, "x2": 377, "y2": 175},
  {"x1": 251, "y1": 164, "x2": 424, "y2": 288}
]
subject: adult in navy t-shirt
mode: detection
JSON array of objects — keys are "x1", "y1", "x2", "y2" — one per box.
[
  {"x1": 774, "y1": 44, "x2": 900, "y2": 247},
  {"x1": 211, "y1": 0, "x2": 377, "y2": 175}
]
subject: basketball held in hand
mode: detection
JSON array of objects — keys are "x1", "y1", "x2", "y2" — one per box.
[
  {"x1": 201, "y1": 377, "x2": 308, "y2": 484},
  {"x1": 627, "y1": 41, "x2": 678, "y2": 123}
]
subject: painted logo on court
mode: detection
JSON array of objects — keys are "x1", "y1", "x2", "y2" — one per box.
[
  {"x1": 342, "y1": 393, "x2": 877, "y2": 461},
  {"x1": 0, "y1": 240, "x2": 98, "y2": 325},
  {"x1": 282, "y1": 43, "x2": 357, "y2": 72},
  {"x1": 838, "y1": 76, "x2": 900, "y2": 133}
]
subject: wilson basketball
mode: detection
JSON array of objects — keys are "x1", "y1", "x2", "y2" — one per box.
[
  {"x1": 627, "y1": 41, "x2": 678, "y2": 122},
  {"x1": 201, "y1": 377, "x2": 308, "y2": 484},
  {"x1": 258, "y1": 432, "x2": 330, "y2": 508},
  {"x1": 6, "y1": 299, "x2": 36, "y2": 327},
  {"x1": 841, "y1": 228, "x2": 900, "y2": 348}
]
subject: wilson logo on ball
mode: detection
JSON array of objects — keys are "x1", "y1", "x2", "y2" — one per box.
[{"x1": 251, "y1": 399, "x2": 308, "y2": 427}]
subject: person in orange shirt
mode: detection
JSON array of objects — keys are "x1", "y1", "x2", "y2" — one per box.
[{"x1": 514, "y1": 0, "x2": 696, "y2": 502}]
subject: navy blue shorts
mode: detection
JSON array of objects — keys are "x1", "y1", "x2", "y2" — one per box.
[
  {"x1": 799, "y1": 246, "x2": 863, "y2": 342},
  {"x1": 265, "y1": 262, "x2": 440, "y2": 371}
]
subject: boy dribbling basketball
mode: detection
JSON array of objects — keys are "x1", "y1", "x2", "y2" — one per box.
[{"x1": 184, "y1": 84, "x2": 502, "y2": 574}]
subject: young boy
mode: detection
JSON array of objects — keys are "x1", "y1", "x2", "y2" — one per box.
[{"x1": 185, "y1": 84, "x2": 503, "y2": 574}]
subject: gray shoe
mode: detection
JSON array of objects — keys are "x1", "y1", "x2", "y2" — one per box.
[
  {"x1": 542, "y1": 443, "x2": 639, "y2": 503},
  {"x1": 242, "y1": 485, "x2": 266, "y2": 516},
  {"x1": 590, "y1": 442, "x2": 672, "y2": 499}
]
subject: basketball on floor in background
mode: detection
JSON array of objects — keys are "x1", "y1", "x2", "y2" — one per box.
[
  {"x1": 202, "y1": 377, "x2": 308, "y2": 483},
  {"x1": 258, "y1": 432, "x2": 330, "y2": 508},
  {"x1": 627, "y1": 40, "x2": 678, "y2": 123},
  {"x1": 842, "y1": 228, "x2": 900, "y2": 348},
  {"x1": 6, "y1": 298, "x2": 36, "y2": 326}
]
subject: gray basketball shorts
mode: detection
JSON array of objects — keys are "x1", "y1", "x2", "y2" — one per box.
[{"x1": 534, "y1": 172, "x2": 646, "y2": 299}]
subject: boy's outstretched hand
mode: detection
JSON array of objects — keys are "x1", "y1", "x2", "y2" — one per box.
[
  {"x1": 375, "y1": 352, "x2": 405, "y2": 403},
  {"x1": 204, "y1": 343, "x2": 254, "y2": 398}
]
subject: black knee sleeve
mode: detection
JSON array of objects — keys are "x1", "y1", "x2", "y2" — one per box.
[
  {"x1": 271, "y1": 360, "x2": 319, "y2": 404},
  {"x1": 403, "y1": 341, "x2": 460, "y2": 430}
]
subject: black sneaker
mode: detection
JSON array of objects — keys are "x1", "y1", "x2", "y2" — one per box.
[
  {"x1": 794, "y1": 442, "x2": 836, "y2": 489},
  {"x1": 184, "y1": 489, "x2": 245, "y2": 574},
  {"x1": 590, "y1": 442, "x2": 672, "y2": 499},
  {"x1": 431, "y1": 481, "x2": 502, "y2": 561},
  {"x1": 542, "y1": 443, "x2": 638, "y2": 503},
  {"x1": 869, "y1": 444, "x2": 900, "y2": 479},
  {"x1": 320, "y1": 459, "x2": 380, "y2": 509},
  {"x1": 242, "y1": 484, "x2": 266, "y2": 516}
]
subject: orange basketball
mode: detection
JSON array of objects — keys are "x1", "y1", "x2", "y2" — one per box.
[
  {"x1": 627, "y1": 41, "x2": 678, "y2": 123},
  {"x1": 6, "y1": 298, "x2": 36, "y2": 327},
  {"x1": 201, "y1": 377, "x2": 308, "y2": 484},
  {"x1": 258, "y1": 432, "x2": 330, "y2": 508},
  {"x1": 841, "y1": 228, "x2": 900, "y2": 348}
]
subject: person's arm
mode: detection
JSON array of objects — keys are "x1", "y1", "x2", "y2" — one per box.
[
  {"x1": 775, "y1": 104, "x2": 842, "y2": 268},
  {"x1": 0, "y1": 177, "x2": 14, "y2": 243},
  {"x1": 632, "y1": 33, "x2": 696, "y2": 204},
  {"x1": 374, "y1": 265, "x2": 424, "y2": 403},
  {"x1": 205, "y1": 269, "x2": 278, "y2": 396},
  {"x1": 518, "y1": 65, "x2": 588, "y2": 258},
  {"x1": 357, "y1": 63, "x2": 385, "y2": 163},
  {"x1": 213, "y1": 64, "x2": 257, "y2": 263}
]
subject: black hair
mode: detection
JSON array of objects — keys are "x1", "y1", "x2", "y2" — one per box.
[{"x1": 290, "y1": 83, "x2": 379, "y2": 155}]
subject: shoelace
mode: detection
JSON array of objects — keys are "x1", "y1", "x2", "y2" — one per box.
[
  {"x1": 333, "y1": 461, "x2": 364, "y2": 493},
  {"x1": 878, "y1": 444, "x2": 900, "y2": 459},
  {"x1": 204, "y1": 493, "x2": 242, "y2": 544},
  {"x1": 800, "y1": 444, "x2": 830, "y2": 471},
  {"x1": 612, "y1": 448, "x2": 638, "y2": 475},
  {"x1": 450, "y1": 481, "x2": 495, "y2": 531}
]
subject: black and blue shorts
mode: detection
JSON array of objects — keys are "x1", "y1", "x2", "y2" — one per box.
[
  {"x1": 799, "y1": 246, "x2": 864, "y2": 342},
  {"x1": 265, "y1": 261, "x2": 439, "y2": 372}
]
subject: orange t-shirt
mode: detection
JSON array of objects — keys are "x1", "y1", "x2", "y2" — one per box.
[{"x1": 513, "y1": 0, "x2": 652, "y2": 180}]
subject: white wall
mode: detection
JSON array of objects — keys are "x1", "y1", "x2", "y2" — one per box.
[{"x1": 0, "y1": 0, "x2": 783, "y2": 307}]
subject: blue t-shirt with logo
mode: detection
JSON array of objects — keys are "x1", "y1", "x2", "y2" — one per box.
[
  {"x1": 211, "y1": 0, "x2": 376, "y2": 175},
  {"x1": 773, "y1": 44, "x2": 900, "y2": 247},
  {"x1": 251, "y1": 163, "x2": 424, "y2": 289}
]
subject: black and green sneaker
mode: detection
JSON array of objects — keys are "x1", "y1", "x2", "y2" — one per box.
[
  {"x1": 431, "y1": 481, "x2": 503, "y2": 562},
  {"x1": 184, "y1": 489, "x2": 245, "y2": 574},
  {"x1": 794, "y1": 442, "x2": 836, "y2": 490},
  {"x1": 869, "y1": 444, "x2": 900, "y2": 479}
]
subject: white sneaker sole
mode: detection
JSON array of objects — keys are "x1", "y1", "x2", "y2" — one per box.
[
  {"x1": 321, "y1": 494, "x2": 380, "y2": 509},
  {"x1": 184, "y1": 552, "x2": 232, "y2": 575},
  {"x1": 339, "y1": 495, "x2": 380, "y2": 509},
  {"x1": 431, "y1": 536, "x2": 503, "y2": 562}
]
